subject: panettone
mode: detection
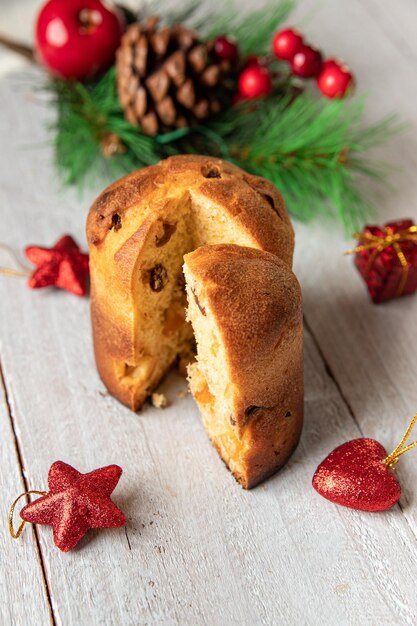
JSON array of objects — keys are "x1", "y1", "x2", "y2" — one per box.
[
  {"x1": 184, "y1": 245, "x2": 303, "y2": 488},
  {"x1": 87, "y1": 155, "x2": 295, "y2": 412}
]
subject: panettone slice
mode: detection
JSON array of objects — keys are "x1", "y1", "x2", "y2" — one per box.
[{"x1": 184, "y1": 244, "x2": 304, "y2": 488}]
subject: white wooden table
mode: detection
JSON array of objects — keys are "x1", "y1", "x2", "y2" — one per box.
[{"x1": 1, "y1": 1, "x2": 417, "y2": 624}]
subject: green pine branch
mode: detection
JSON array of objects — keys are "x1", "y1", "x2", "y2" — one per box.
[
  {"x1": 45, "y1": 0, "x2": 404, "y2": 230},
  {"x1": 138, "y1": 0, "x2": 295, "y2": 55},
  {"x1": 208, "y1": 95, "x2": 401, "y2": 229},
  {"x1": 50, "y1": 68, "x2": 164, "y2": 187},
  {"x1": 203, "y1": 0, "x2": 296, "y2": 55}
]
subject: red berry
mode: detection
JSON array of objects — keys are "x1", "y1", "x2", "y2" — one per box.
[
  {"x1": 244, "y1": 55, "x2": 262, "y2": 68},
  {"x1": 214, "y1": 35, "x2": 239, "y2": 63},
  {"x1": 291, "y1": 45, "x2": 322, "y2": 78},
  {"x1": 35, "y1": 0, "x2": 125, "y2": 80},
  {"x1": 238, "y1": 66, "x2": 272, "y2": 99},
  {"x1": 321, "y1": 59, "x2": 339, "y2": 71},
  {"x1": 317, "y1": 59, "x2": 354, "y2": 98},
  {"x1": 272, "y1": 28, "x2": 303, "y2": 61}
]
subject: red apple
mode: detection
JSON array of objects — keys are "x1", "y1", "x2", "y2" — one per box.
[{"x1": 35, "y1": 0, "x2": 125, "y2": 80}]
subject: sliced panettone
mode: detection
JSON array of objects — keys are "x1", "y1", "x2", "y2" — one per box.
[
  {"x1": 87, "y1": 155, "x2": 294, "y2": 410},
  {"x1": 184, "y1": 244, "x2": 303, "y2": 489}
]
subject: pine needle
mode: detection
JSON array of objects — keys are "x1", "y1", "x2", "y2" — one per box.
[
  {"x1": 45, "y1": 0, "x2": 404, "y2": 230},
  {"x1": 204, "y1": 0, "x2": 295, "y2": 55},
  {"x1": 207, "y1": 95, "x2": 402, "y2": 229}
]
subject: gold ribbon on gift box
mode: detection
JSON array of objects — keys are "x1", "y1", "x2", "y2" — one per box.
[{"x1": 345, "y1": 224, "x2": 417, "y2": 296}]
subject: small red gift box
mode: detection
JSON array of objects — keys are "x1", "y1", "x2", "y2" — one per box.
[{"x1": 352, "y1": 219, "x2": 417, "y2": 304}]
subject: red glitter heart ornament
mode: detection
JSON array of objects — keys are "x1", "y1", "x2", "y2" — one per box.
[
  {"x1": 312, "y1": 438, "x2": 401, "y2": 512},
  {"x1": 19, "y1": 461, "x2": 126, "y2": 552}
]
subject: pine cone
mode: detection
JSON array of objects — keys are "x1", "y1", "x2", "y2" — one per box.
[{"x1": 116, "y1": 17, "x2": 232, "y2": 136}]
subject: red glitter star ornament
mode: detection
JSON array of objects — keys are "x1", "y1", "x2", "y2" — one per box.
[
  {"x1": 25, "y1": 235, "x2": 89, "y2": 296},
  {"x1": 20, "y1": 461, "x2": 126, "y2": 552}
]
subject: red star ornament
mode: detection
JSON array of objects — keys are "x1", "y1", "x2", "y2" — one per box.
[
  {"x1": 25, "y1": 235, "x2": 89, "y2": 296},
  {"x1": 20, "y1": 461, "x2": 126, "y2": 552}
]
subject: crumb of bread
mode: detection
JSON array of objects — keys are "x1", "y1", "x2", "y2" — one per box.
[
  {"x1": 151, "y1": 392, "x2": 168, "y2": 409},
  {"x1": 176, "y1": 389, "x2": 188, "y2": 399}
]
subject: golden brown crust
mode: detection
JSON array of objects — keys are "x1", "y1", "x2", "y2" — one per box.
[
  {"x1": 87, "y1": 155, "x2": 294, "y2": 262},
  {"x1": 87, "y1": 155, "x2": 295, "y2": 411},
  {"x1": 89, "y1": 208, "x2": 179, "y2": 410},
  {"x1": 184, "y1": 244, "x2": 303, "y2": 488},
  {"x1": 91, "y1": 304, "x2": 137, "y2": 408},
  {"x1": 89, "y1": 214, "x2": 155, "y2": 409}
]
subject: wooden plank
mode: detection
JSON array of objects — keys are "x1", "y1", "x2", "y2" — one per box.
[
  {"x1": 0, "y1": 373, "x2": 52, "y2": 625},
  {"x1": 3, "y1": 274, "x2": 417, "y2": 625},
  {"x1": 1, "y1": 66, "x2": 417, "y2": 619},
  {"x1": 1, "y1": 0, "x2": 417, "y2": 623},
  {"x1": 291, "y1": 0, "x2": 417, "y2": 536}
]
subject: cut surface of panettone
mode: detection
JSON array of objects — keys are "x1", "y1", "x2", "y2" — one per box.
[
  {"x1": 87, "y1": 155, "x2": 295, "y2": 411},
  {"x1": 183, "y1": 244, "x2": 303, "y2": 489}
]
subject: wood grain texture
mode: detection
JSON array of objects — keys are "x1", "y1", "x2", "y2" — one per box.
[
  {"x1": 0, "y1": 373, "x2": 52, "y2": 625},
  {"x1": 292, "y1": 0, "x2": 417, "y2": 534},
  {"x1": 1, "y1": 0, "x2": 417, "y2": 624}
]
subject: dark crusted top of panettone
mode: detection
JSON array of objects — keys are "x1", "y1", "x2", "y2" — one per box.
[{"x1": 87, "y1": 155, "x2": 293, "y2": 256}]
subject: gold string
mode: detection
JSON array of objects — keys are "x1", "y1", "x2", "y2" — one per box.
[
  {"x1": 0, "y1": 267, "x2": 30, "y2": 278},
  {"x1": 345, "y1": 225, "x2": 417, "y2": 296},
  {"x1": 383, "y1": 413, "x2": 417, "y2": 469},
  {"x1": 0, "y1": 243, "x2": 31, "y2": 278},
  {"x1": 8, "y1": 491, "x2": 47, "y2": 539}
]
